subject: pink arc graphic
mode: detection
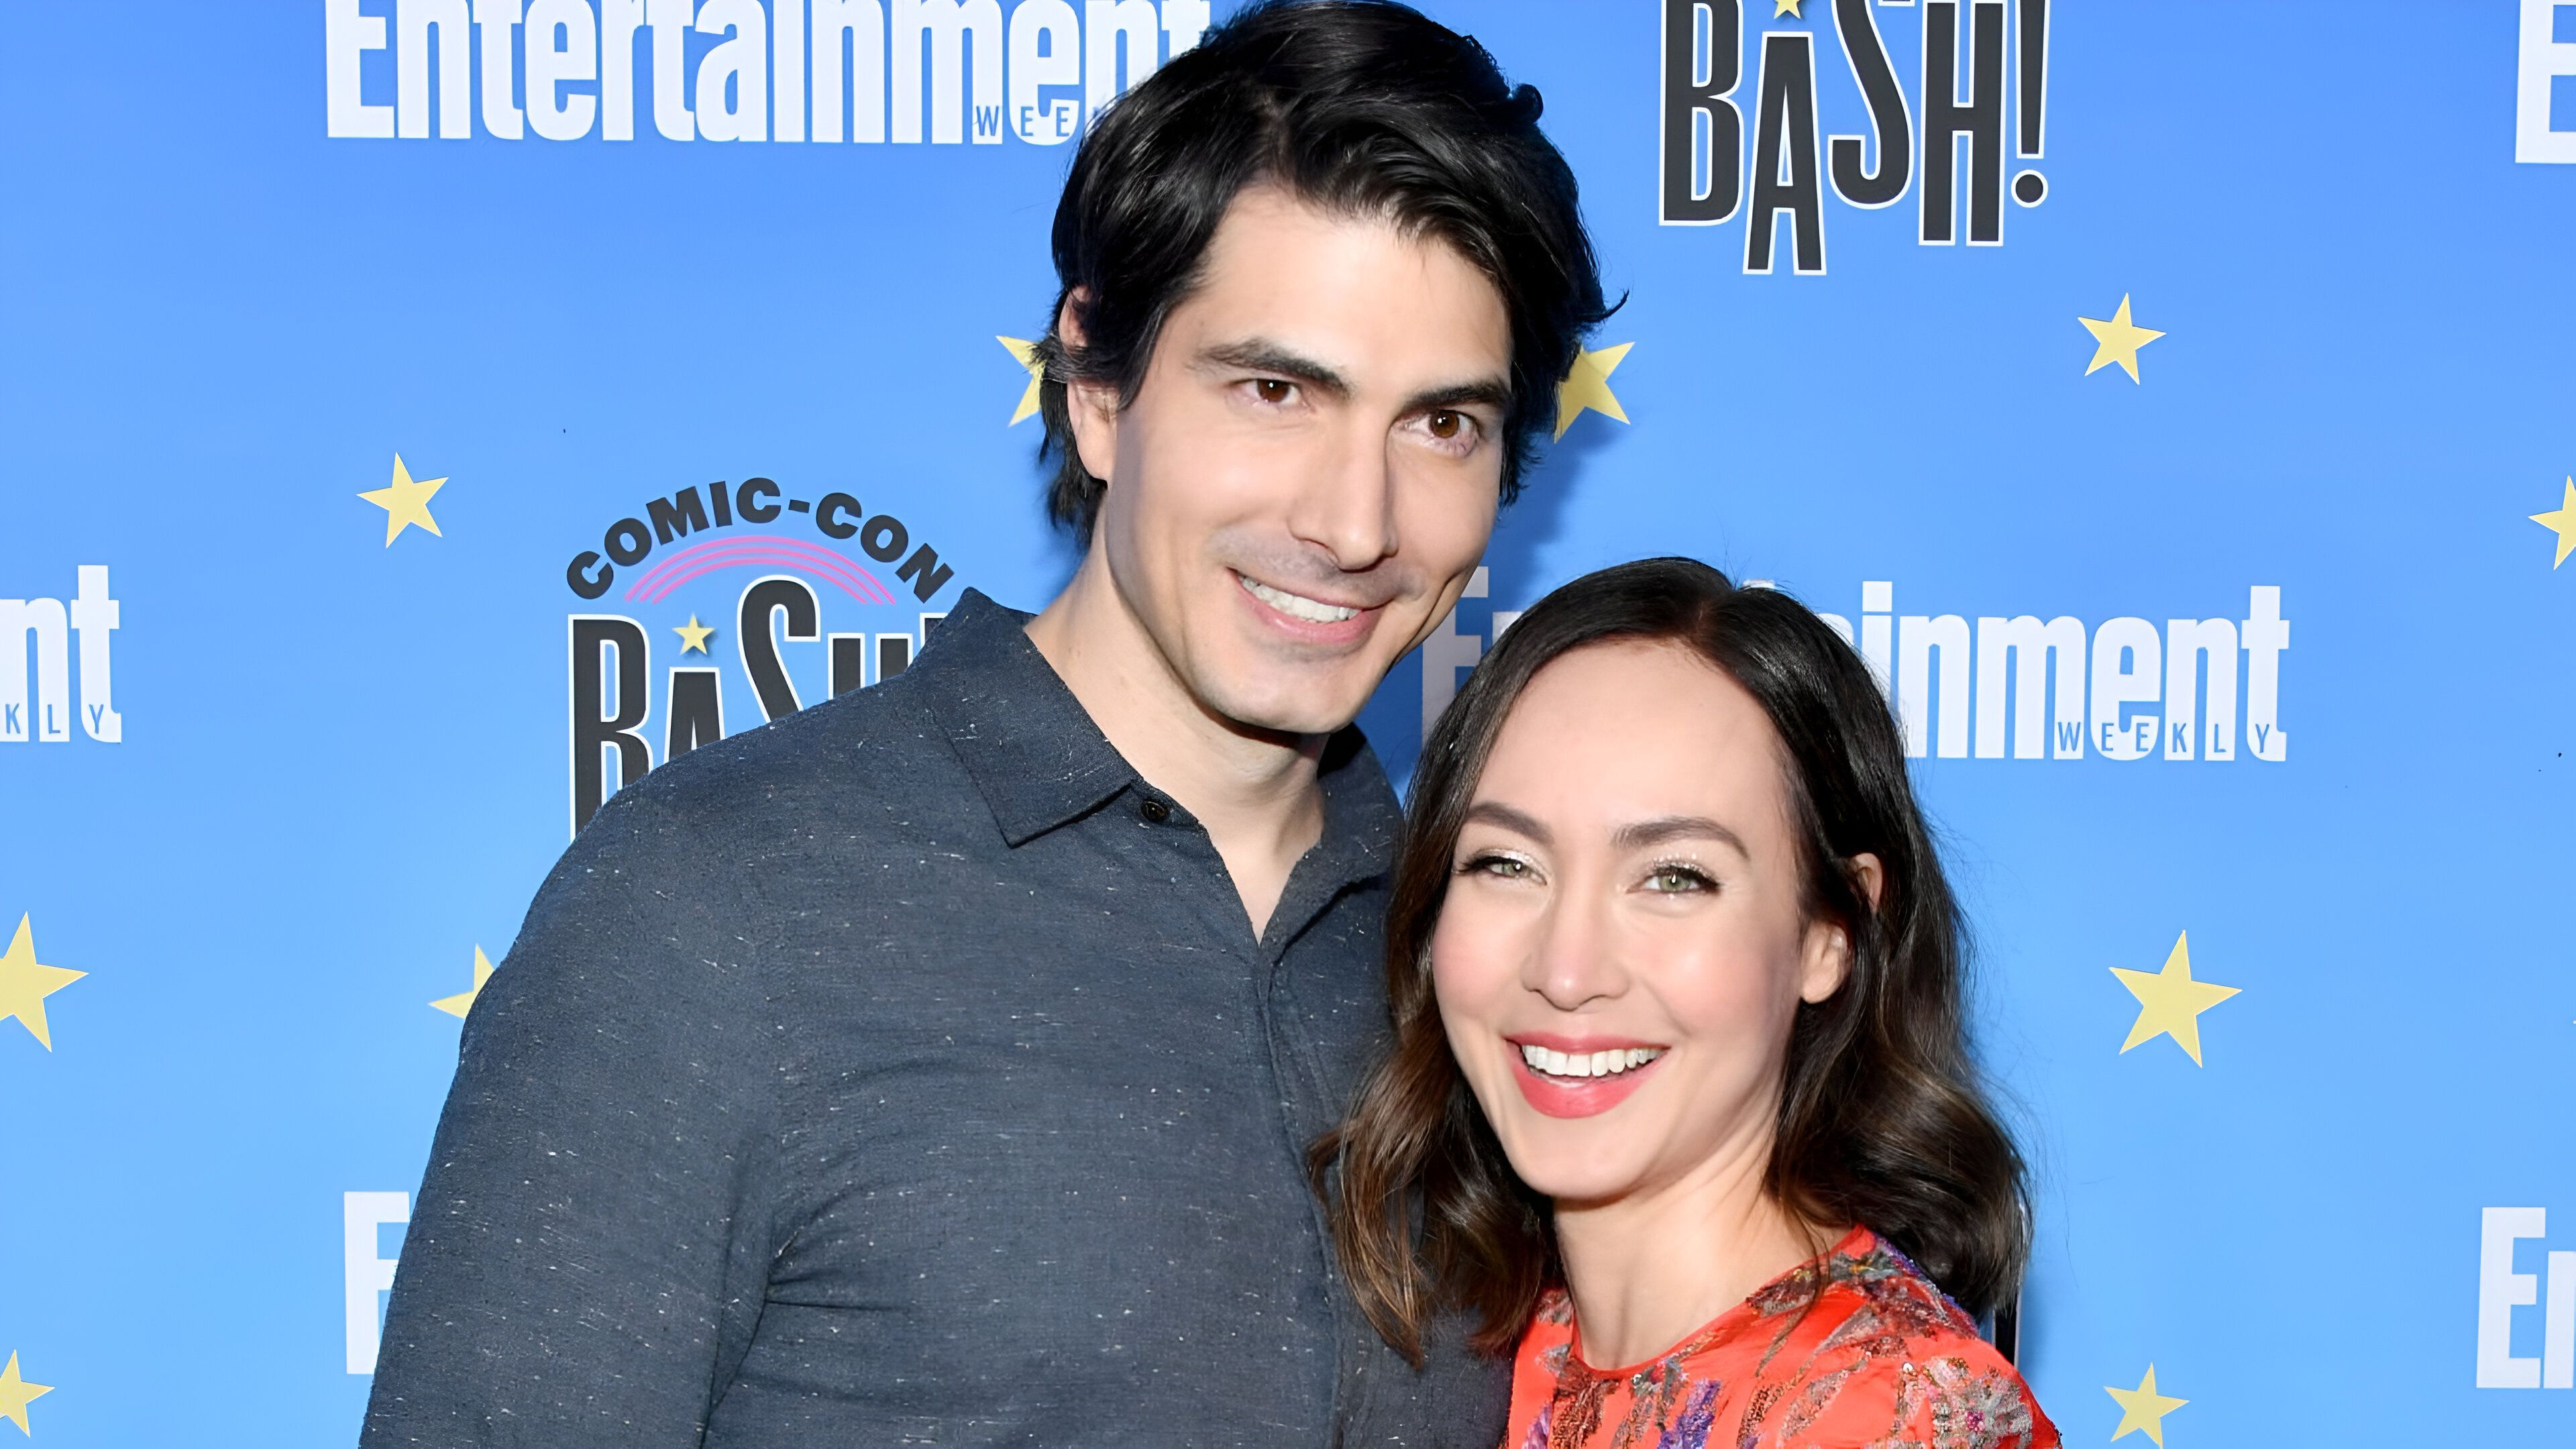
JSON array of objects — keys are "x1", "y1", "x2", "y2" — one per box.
[{"x1": 623, "y1": 534, "x2": 896, "y2": 606}]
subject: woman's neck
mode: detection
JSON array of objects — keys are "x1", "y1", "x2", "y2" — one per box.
[{"x1": 1550, "y1": 1130, "x2": 1829, "y2": 1370}]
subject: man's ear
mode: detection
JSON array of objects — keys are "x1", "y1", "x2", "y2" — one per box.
[{"x1": 1057, "y1": 290, "x2": 1120, "y2": 491}]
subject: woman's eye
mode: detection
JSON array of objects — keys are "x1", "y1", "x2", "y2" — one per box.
[
  {"x1": 1462, "y1": 853, "x2": 1529, "y2": 879},
  {"x1": 1252, "y1": 378, "x2": 1295, "y2": 405},
  {"x1": 1646, "y1": 865, "x2": 1711, "y2": 894}
]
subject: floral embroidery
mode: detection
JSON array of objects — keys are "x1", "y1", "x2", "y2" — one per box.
[
  {"x1": 1550, "y1": 1354, "x2": 1615, "y2": 1448},
  {"x1": 1652, "y1": 1382, "x2": 1719, "y2": 1449},
  {"x1": 1506, "y1": 1227, "x2": 2057, "y2": 1449}
]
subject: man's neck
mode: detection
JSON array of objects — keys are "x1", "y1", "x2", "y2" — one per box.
[{"x1": 1024, "y1": 557, "x2": 1329, "y2": 939}]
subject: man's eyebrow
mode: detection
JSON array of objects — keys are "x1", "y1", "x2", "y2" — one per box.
[
  {"x1": 1197, "y1": 339, "x2": 1352, "y2": 400},
  {"x1": 1611, "y1": 815, "x2": 1749, "y2": 857},
  {"x1": 1197, "y1": 340, "x2": 1508, "y2": 416},
  {"x1": 1401, "y1": 377, "x2": 1513, "y2": 417},
  {"x1": 1462, "y1": 799, "x2": 1551, "y2": 847}
]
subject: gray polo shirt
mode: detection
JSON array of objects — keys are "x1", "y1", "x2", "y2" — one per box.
[{"x1": 362, "y1": 590, "x2": 1506, "y2": 1448}]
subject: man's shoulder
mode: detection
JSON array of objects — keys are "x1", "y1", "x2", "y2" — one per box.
[{"x1": 584, "y1": 661, "x2": 973, "y2": 849}]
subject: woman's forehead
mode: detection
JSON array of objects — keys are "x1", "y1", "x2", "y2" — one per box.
[{"x1": 1472, "y1": 639, "x2": 1794, "y2": 841}]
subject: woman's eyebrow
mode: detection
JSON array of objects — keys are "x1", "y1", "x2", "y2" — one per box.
[
  {"x1": 1611, "y1": 815, "x2": 1748, "y2": 857},
  {"x1": 1462, "y1": 799, "x2": 1550, "y2": 846}
]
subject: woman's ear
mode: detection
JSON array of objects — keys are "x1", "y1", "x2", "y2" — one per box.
[
  {"x1": 1057, "y1": 289, "x2": 1120, "y2": 490},
  {"x1": 1796, "y1": 853, "x2": 1883, "y2": 1005},
  {"x1": 1797, "y1": 920, "x2": 1851, "y2": 1006},
  {"x1": 1846, "y1": 852, "x2": 1884, "y2": 912}
]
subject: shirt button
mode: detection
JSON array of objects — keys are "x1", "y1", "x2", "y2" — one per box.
[{"x1": 1139, "y1": 798, "x2": 1171, "y2": 823}]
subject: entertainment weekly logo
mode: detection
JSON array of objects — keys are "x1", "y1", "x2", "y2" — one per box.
[
  {"x1": 1, "y1": 567, "x2": 122, "y2": 747},
  {"x1": 1424, "y1": 572, "x2": 2293, "y2": 765},
  {"x1": 322, "y1": 0, "x2": 1210, "y2": 146},
  {"x1": 2477, "y1": 1207, "x2": 2575, "y2": 1390},
  {"x1": 2516, "y1": 0, "x2": 2576, "y2": 164}
]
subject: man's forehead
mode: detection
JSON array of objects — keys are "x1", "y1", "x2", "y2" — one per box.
[{"x1": 1171, "y1": 187, "x2": 1511, "y2": 385}]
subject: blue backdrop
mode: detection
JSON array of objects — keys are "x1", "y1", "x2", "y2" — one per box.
[{"x1": 3, "y1": 1, "x2": 2573, "y2": 1442}]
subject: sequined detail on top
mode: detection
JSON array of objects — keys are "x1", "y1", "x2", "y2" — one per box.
[{"x1": 1503, "y1": 1226, "x2": 2056, "y2": 1449}]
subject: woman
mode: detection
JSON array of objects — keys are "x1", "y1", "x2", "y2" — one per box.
[{"x1": 1317, "y1": 558, "x2": 2055, "y2": 1448}]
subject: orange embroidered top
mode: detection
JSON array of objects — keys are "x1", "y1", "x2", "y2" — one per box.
[{"x1": 1505, "y1": 1226, "x2": 2056, "y2": 1449}]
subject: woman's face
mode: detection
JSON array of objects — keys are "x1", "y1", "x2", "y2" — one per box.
[{"x1": 1430, "y1": 638, "x2": 1859, "y2": 1209}]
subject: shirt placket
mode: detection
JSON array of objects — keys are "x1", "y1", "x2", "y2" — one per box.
[{"x1": 1127, "y1": 783, "x2": 1360, "y2": 1432}]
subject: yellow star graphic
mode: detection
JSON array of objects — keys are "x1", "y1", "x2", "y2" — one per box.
[
  {"x1": 358, "y1": 453, "x2": 446, "y2": 546},
  {"x1": 0, "y1": 1351, "x2": 52, "y2": 1436},
  {"x1": 2078, "y1": 294, "x2": 2164, "y2": 382},
  {"x1": 0, "y1": 915, "x2": 85, "y2": 1053},
  {"x1": 430, "y1": 945, "x2": 496, "y2": 1020},
  {"x1": 2104, "y1": 1364, "x2": 2188, "y2": 1445},
  {"x1": 1772, "y1": 0, "x2": 1805, "y2": 15},
  {"x1": 997, "y1": 336, "x2": 1045, "y2": 425},
  {"x1": 2529, "y1": 477, "x2": 2576, "y2": 569},
  {"x1": 1554, "y1": 341, "x2": 1633, "y2": 441},
  {"x1": 2111, "y1": 931, "x2": 2240, "y2": 1066},
  {"x1": 674, "y1": 614, "x2": 716, "y2": 653}
]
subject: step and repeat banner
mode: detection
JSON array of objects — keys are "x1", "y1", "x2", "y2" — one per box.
[{"x1": 2, "y1": 1, "x2": 2571, "y2": 1442}]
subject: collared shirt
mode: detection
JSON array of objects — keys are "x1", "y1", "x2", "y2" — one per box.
[{"x1": 363, "y1": 590, "x2": 1507, "y2": 1448}]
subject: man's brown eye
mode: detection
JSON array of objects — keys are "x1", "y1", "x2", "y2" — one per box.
[
  {"x1": 1428, "y1": 411, "x2": 1462, "y2": 439},
  {"x1": 1255, "y1": 379, "x2": 1293, "y2": 403}
]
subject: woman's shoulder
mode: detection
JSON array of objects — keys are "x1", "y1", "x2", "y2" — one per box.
[
  {"x1": 1731, "y1": 1228, "x2": 2058, "y2": 1448},
  {"x1": 1761, "y1": 1226, "x2": 1986, "y2": 1339}
]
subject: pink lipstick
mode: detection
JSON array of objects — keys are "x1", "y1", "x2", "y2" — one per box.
[{"x1": 1504, "y1": 1033, "x2": 1666, "y2": 1120}]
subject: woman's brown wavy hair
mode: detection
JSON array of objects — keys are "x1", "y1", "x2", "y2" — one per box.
[{"x1": 1311, "y1": 557, "x2": 2029, "y2": 1363}]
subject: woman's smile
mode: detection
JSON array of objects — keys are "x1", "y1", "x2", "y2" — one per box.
[{"x1": 1503, "y1": 1034, "x2": 1669, "y2": 1118}]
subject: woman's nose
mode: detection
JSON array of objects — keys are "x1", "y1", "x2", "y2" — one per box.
[{"x1": 1521, "y1": 886, "x2": 1628, "y2": 1012}]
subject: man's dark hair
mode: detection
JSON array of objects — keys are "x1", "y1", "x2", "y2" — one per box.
[{"x1": 1034, "y1": 0, "x2": 1610, "y2": 540}]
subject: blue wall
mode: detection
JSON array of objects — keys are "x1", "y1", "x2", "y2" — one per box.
[{"x1": 3, "y1": 1, "x2": 2573, "y2": 1441}]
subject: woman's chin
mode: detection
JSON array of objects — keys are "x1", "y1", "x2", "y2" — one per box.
[{"x1": 1494, "y1": 1136, "x2": 1646, "y2": 1208}]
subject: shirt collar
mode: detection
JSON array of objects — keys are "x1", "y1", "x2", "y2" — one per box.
[
  {"x1": 919, "y1": 590, "x2": 1401, "y2": 878},
  {"x1": 1309, "y1": 729, "x2": 1401, "y2": 880},
  {"x1": 919, "y1": 589, "x2": 1140, "y2": 847}
]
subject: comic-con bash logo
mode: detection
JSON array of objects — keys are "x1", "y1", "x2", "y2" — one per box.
[
  {"x1": 1, "y1": 567, "x2": 122, "y2": 746},
  {"x1": 566, "y1": 477, "x2": 961, "y2": 836},
  {"x1": 323, "y1": 0, "x2": 1211, "y2": 146},
  {"x1": 1661, "y1": 0, "x2": 2055, "y2": 274}
]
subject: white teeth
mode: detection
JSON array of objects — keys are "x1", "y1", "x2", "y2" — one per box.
[
  {"x1": 1519, "y1": 1044, "x2": 1666, "y2": 1079},
  {"x1": 1240, "y1": 575, "x2": 1360, "y2": 624}
]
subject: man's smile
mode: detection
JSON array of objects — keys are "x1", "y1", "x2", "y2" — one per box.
[{"x1": 1236, "y1": 571, "x2": 1370, "y2": 625}]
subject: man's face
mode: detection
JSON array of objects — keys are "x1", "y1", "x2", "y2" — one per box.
[{"x1": 1069, "y1": 185, "x2": 1511, "y2": 739}]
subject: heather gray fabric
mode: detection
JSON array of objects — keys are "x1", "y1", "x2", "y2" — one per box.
[{"x1": 361, "y1": 590, "x2": 1507, "y2": 1448}]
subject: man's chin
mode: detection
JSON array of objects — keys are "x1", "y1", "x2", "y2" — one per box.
[{"x1": 1199, "y1": 676, "x2": 1374, "y2": 741}]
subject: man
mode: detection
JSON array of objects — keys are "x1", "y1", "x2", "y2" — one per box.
[{"x1": 363, "y1": 3, "x2": 1605, "y2": 1444}]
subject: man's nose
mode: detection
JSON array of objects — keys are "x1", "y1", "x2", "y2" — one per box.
[{"x1": 1285, "y1": 421, "x2": 1401, "y2": 573}]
